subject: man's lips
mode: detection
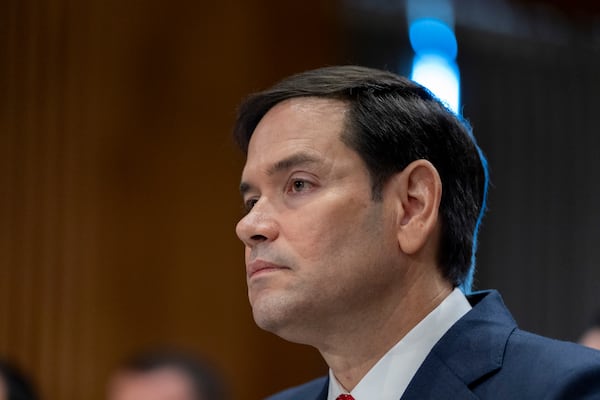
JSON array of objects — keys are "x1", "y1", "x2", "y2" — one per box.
[{"x1": 246, "y1": 260, "x2": 288, "y2": 279}]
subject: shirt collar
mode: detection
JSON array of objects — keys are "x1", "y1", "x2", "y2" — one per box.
[{"x1": 327, "y1": 288, "x2": 472, "y2": 400}]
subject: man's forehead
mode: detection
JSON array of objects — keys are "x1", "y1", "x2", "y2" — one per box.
[
  {"x1": 252, "y1": 97, "x2": 347, "y2": 134},
  {"x1": 246, "y1": 97, "x2": 348, "y2": 152},
  {"x1": 239, "y1": 97, "x2": 352, "y2": 184},
  {"x1": 281, "y1": 96, "x2": 347, "y2": 112}
]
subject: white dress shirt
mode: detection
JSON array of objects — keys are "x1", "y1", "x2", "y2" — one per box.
[{"x1": 327, "y1": 288, "x2": 472, "y2": 400}]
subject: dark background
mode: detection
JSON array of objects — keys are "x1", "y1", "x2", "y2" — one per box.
[{"x1": 1, "y1": 0, "x2": 599, "y2": 399}]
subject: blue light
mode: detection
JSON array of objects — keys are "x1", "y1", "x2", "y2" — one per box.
[
  {"x1": 410, "y1": 53, "x2": 460, "y2": 114},
  {"x1": 409, "y1": 18, "x2": 457, "y2": 60}
]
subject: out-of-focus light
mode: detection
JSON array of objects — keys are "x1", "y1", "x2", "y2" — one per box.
[
  {"x1": 406, "y1": 0, "x2": 454, "y2": 27},
  {"x1": 409, "y1": 18, "x2": 457, "y2": 60},
  {"x1": 410, "y1": 53, "x2": 460, "y2": 114}
]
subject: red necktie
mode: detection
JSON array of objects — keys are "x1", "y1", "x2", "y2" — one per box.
[{"x1": 336, "y1": 395, "x2": 355, "y2": 400}]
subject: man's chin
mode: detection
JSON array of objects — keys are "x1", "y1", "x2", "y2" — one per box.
[
  {"x1": 252, "y1": 300, "x2": 320, "y2": 346},
  {"x1": 251, "y1": 295, "x2": 285, "y2": 330},
  {"x1": 251, "y1": 294, "x2": 297, "y2": 335}
]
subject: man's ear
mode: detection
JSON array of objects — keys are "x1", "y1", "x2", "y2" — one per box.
[{"x1": 391, "y1": 159, "x2": 442, "y2": 255}]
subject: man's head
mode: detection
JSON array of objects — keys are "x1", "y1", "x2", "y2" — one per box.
[
  {"x1": 107, "y1": 351, "x2": 229, "y2": 400},
  {"x1": 234, "y1": 65, "x2": 488, "y2": 290},
  {"x1": 234, "y1": 66, "x2": 488, "y2": 346}
]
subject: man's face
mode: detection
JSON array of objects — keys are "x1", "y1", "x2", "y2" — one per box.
[
  {"x1": 236, "y1": 97, "x2": 403, "y2": 345},
  {"x1": 108, "y1": 368, "x2": 197, "y2": 400}
]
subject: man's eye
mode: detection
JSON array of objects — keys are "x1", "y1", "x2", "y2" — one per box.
[
  {"x1": 244, "y1": 198, "x2": 258, "y2": 212},
  {"x1": 289, "y1": 179, "x2": 313, "y2": 193}
]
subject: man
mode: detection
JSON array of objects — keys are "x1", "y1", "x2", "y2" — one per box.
[
  {"x1": 233, "y1": 65, "x2": 600, "y2": 399},
  {"x1": 107, "y1": 350, "x2": 229, "y2": 400}
]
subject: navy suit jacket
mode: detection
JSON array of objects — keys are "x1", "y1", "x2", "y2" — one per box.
[{"x1": 265, "y1": 290, "x2": 600, "y2": 399}]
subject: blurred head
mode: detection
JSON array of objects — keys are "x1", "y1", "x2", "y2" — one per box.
[
  {"x1": 0, "y1": 360, "x2": 39, "y2": 400},
  {"x1": 234, "y1": 65, "x2": 488, "y2": 291},
  {"x1": 107, "y1": 351, "x2": 229, "y2": 400},
  {"x1": 580, "y1": 312, "x2": 600, "y2": 351}
]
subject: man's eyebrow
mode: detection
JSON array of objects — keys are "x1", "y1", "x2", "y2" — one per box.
[
  {"x1": 266, "y1": 153, "x2": 321, "y2": 176},
  {"x1": 239, "y1": 182, "x2": 252, "y2": 197},
  {"x1": 239, "y1": 153, "x2": 321, "y2": 197}
]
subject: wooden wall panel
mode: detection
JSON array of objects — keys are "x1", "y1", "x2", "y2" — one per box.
[
  {"x1": 0, "y1": 2, "x2": 100, "y2": 398},
  {"x1": 0, "y1": 1, "x2": 341, "y2": 399}
]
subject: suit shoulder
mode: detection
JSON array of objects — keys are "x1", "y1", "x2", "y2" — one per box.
[
  {"x1": 509, "y1": 328, "x2": 600, "y2": 367},
  {"x1": 264, "y1": 376, "x2": 328, "y2": 400},
  {"x1": 504, "y1": 329, "x2": 600, "y2": 393}
]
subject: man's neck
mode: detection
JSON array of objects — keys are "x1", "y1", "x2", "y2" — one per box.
[{"x1": 319, "y1": 281, "x2": 453, "y2": 392}]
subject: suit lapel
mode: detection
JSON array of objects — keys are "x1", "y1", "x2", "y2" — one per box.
[{"x1": 401, "y1": 291, "x2": 517, "y2": 400}]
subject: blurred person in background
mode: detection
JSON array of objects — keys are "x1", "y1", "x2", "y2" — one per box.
[
  {"x1": 580, "y1": 311, "x2": 600, "y2": 350},
  {"x1": 233, "y1": 65, "x2": 600, "y2": 399},
  {"x1": 0, "y1": 359, "x2": 39, "y2": 400},
  {"x1": 107, "y1": 349, "x2": 229, "y2": 400}
]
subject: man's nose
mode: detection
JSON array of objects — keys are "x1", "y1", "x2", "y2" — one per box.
[{"x1": 235, "y1": 199, "x2": 279, "y2": 247}]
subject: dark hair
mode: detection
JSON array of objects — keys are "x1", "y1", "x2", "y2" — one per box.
[
  {"x1": 0, "y1": 360, "x2": 39, "y2": 400},
  {"x1": 118, "y1": 349, "x2": 229, "y2": 400},
  {"x1": 233, "y1": 65, "x2": 489, "y2": 290}
]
